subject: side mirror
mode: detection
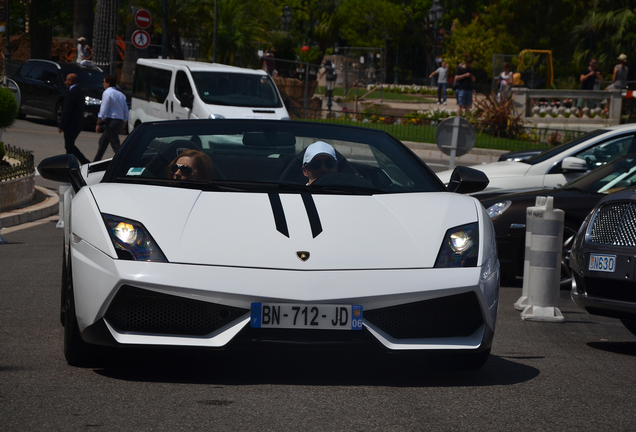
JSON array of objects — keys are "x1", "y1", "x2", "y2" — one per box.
[
  {"x1": 180, "y1": 93, "x2": 194, "y2": 110},
  {"x1": 446, "y1": 166, "x2": 490, "y2": 194},
  {"x1": 37, "y1": 154, "x2": 86, "y2": 193},
  {"x1": 561, "y1": 156, "x2": 588, "y2": 172}
]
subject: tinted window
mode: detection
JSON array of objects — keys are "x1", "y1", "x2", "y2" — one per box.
[
  {"x1": 190, "y1": 72, "x2": 282, "y2": 108},
  {"x1": 132, "y1": 64, "x2": 172, "y2": 104},
  {"x1": 66, "y1": 68, "x2": 105, "y2": 89},
  {"x1": 175, "y1": 70, "x2": 193, "y2": 102},
  {"x1": 524, "y1": 129, "x2": 607, "y2": 165}
]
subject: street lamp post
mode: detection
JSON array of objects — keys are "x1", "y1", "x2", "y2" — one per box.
[
  {"x1": 282, "y1": 6, "x2": 292, "y2": 32},
  {"x1": 428, "y1": 0, "x2": 444, "y2": 75},
  {"x1": 2, "y1": 0, "x2": 10, "y2": 85}
]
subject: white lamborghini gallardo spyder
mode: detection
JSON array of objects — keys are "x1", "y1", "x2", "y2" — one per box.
[{"x1": 38, "y1": 119, "x2": 499, "y2": 369}]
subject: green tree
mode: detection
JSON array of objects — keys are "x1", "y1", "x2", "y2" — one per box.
[{"x1": 338, "y1": 0, "x2": 404, "y2": 48}]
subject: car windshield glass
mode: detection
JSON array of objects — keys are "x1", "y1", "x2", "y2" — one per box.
[
  {"x1": 564, "y1": 155, "x2": 636, "y2": 194},
  {"x1": 106, "y1": 120, "x2": 442, "y2": 194},
  {"x1": 70, "y1": 69, "x2": 106, "y2": 89},
  {"x1": 523, "y1": 129, "x2": 608, "y2": 165},
  {"x1": 190, "y1": 72, "x2": 282, "y2": 108}
]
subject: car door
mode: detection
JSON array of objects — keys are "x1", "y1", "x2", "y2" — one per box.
[
  {"x1": 30, "y1": 64, "x2": 62, "y2": 119},
  {"x1": 13, "y1": 62, "x2": 40, "y2": 115},
  {"x1": 542, "y1": 133, "x2": 636, "y2": 188},
  {"x1": 169, "y1": 70, "x2": 194, "y2": 120}
]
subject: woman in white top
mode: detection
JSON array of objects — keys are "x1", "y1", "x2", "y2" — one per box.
[
  {"x1": 497, "y1": 62, "x2": 513, "y2": 101},
  {"x1": 429, "y1": 61, "x2": 448, "y2": 104}
]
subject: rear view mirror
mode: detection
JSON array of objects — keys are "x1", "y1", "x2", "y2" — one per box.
[
  {"x1": 180, "y1": 93, "x2": 194, "y2": 110},
  {"x1": 561, "y1": 156, "x2": 588, "y2": 172},
  {"x1": 37, "y1": 154, "x2": 86, "y2": 193},
  {"x1": 446, "y1": 166, "x2": 490, "y2": 194}
]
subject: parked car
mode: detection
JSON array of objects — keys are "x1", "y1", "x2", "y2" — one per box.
[
  {"x1": 437, "y1": 124, "x2": 636, "y2": 193},
  {"x1": 479, "y1": 154, "x2": 636, "y2": 287},
  {"x1": 570, "y1": 189, "x2": 636, "y2": 336},
  {"x1": 12, "y1": 60, "x2": 129, "y2": 126},
  {"x1": 37, "y1": 119, "x2": 498, "y2": 370}
]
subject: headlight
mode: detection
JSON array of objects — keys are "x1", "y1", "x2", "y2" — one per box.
[
  {"x1": 102, "y1": 214, "x2": 167, "y2": 262},
  {"x1": 209, "y1": 113, "x2": 225, "y2": 119},
  {"x1": 85, "y1": 96, "x2": 102, "y2": 106},
  {"x1": 485, "y1": 200, "x2": 511, "y2": 218},
  {"x1": 435, "y1": 222, "x2": 479, "y2": 268}
]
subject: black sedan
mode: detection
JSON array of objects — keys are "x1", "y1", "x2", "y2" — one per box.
[
  {"x1": 570, "y1": 188, "x2": 636, "y2": 336},
  {"x1": 478, "y1": 154, "x2": 636, "y2": 287}
]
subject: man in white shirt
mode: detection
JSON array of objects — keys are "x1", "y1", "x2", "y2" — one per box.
[{"x1": 94, "y1": 74, "x2": 129, "y2": 161}]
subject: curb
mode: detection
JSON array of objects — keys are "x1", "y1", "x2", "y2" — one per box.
[{"x1": 0, "y1": 186, "x2": 59, "y2": 229}]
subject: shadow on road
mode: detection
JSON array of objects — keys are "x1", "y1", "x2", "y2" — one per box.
[
  {"x1": 587, "y1": 341, "x2": 636, "y2": 357},
  {"x1": 94, "y1": 349, "x2": 539, "y2": 387}
]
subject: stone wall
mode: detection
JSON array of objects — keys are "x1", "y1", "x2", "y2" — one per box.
[{"x1": 0, "y1": 173, "x2": 35, "y2": 211}]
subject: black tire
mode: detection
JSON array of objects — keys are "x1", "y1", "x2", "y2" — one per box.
[
  {"x1": 63, "y1": 261, "x2": 102, "y2": 367},
  {"x1": 620, "y1": 319, "x2": 636, "y2": 337}
]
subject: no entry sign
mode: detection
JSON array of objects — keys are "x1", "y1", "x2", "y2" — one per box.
[
  {"x1": 132, "y1": 30, "x2": 150, "y2": 49},
  {"x1": 134, "y1": 9, "x2": 151, "y2": 29}
]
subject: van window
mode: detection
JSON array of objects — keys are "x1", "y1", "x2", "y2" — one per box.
[
  {"x1": 133, "y1": 64, "x2": 172, "y2": 104},
  {"x1": 190, "y1": 72, "x2": 282, "y2": 108},
  {"x1": 175, "y1": 70, "x2": 193, "y2": 102}
]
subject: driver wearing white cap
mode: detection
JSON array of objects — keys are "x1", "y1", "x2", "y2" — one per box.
[{"x1": 302, "y1": 141, "x2": 338, "y2": 185}]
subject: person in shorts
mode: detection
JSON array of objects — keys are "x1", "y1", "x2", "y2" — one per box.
[
  {"x1": 454, "y1": 58, "x2": 475, "y2": 117},
  {"x1": 577, "y1": 58, "x2": 603, "y2": 117}
]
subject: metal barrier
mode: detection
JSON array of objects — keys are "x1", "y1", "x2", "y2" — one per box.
[{"x1": 0, "y1": 144, "x2": 34, "y2": 182}]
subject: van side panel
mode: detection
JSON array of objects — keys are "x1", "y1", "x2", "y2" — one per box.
[{"x1": 128, "y1": 64, "x2": 174, "y2": 132}]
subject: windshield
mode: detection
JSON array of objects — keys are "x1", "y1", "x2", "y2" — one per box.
[
  {"x1": 106, "y1": 120, "x2": 442, "y2": 194},
  {"x1": 523, "y1": 129, "x2": 607, "y2": 165},
  {"x1": 565, "y1": 155, "x2": 636, "y2": 194},
  {"x1": 70, "y1": 69, "x2": 105, "y2": 90},
  {"x1": 190, "y1": 72, "x2": 283, "y2": 108}
]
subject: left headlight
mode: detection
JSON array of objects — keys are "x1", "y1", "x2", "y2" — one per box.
[
  {"x1": 85, "y1": 96, "x2": 102, "y2": 106},
  {"x1": 102, "y1": 214, "x2": 167, "y2": 262},
  {"x1": 435, "y1": 222, "x2": 479, "y2": 268},
  {"x1": 485, "y1": 200, "x2": 511, "y2": 218}
]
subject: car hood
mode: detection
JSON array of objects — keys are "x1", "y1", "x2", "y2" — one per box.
[
  {"x1": 86, "y1": 184, "x2": 482, "y2": 270},
  {"x1": 437, "y1": 162, "x2": 532, "y2": 185}
]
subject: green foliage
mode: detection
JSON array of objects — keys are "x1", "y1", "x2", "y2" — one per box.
[
  {"x1": 338, "y1": 0, "x2": 405, "y2": 48},
  {"x1": 444, "y1": 13, "x2": 519, "y2": 78},
  {"x1": 297, "y1": 46, "x2": 323, "y2": 64},
  {"x1": 0, "y1": 87, "x2": 18, "y2": 130}
]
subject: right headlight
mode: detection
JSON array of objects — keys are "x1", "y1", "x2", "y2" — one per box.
[
  {"x1": 485, "y1": 200, "x2": 511, "y2": 218},
  {"x1": 102, "y1": 214, "x2": 167, "y2": 262},
  {"x1": 435, "y1": 222, "x2": 479, "y2": 268}
]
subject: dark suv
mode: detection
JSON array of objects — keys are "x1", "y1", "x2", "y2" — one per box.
[{"x1": 12, "y1": 60, "x2": 106, "y2": 126}]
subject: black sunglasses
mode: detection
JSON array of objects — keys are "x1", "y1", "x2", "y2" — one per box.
[
  {"x1": 305, "y1": 158, "x2": 337, "y2": 170},
  {"x1": 171, "y1": 163, "x2": 197, "y2": 175}
]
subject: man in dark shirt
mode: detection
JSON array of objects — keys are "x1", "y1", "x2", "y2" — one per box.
[
  {"x1": 58, "y1": 74, "x2": 90, "y2": 164},
  {"x1": 577, "y1": 58, "x2": 603, "y2": 117},
  {"x1": 455, "y1": 58, "x2": 475, "y2": 117}
]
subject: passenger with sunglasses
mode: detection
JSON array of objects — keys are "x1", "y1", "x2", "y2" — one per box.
[
  {"x1": 167, "y1": 150, "x2": 214, "y2": 182},
  {"x1": 302, "y1": 141, "x2": 339, "y2": 185}
]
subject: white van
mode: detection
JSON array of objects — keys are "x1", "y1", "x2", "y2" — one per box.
[{"x1": 128, "y1": 59, "x2": 289, "y2": 133}]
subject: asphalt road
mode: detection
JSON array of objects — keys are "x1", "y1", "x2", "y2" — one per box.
[{"x1": 2, "y1": 218, "x2": 636, "y2": 431}]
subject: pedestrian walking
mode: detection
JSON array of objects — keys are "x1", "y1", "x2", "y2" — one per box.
[
  {"x1": 58, "y1": 74, "x2": 90, "y2": 164},
  {"x1": 94, "y1": 75, "x2": 128, "y2": 161},
  {"x1": 455, "y1": 58, "x2": 475, "y2": 117},
  {"x1": 429, "y1": 61, "x2": 448, "y2": 104}
]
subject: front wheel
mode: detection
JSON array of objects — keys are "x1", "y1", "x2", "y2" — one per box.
[{"x1": 560, "y1": 222, "x2": 580, "y2": 289}]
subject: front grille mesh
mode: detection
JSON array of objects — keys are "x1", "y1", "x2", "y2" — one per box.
[
  {"x1": 589, "y1": 201, "x2": 636, "y2": 246},
  {"x1": 105, "y1": 286, "x2": 248, "y2": 336},
  {"x1": 364, "y1": 292, "x2": 484, "y2": 339}
]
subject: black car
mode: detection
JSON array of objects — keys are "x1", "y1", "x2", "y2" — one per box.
[
  {"x1": 570, "y1": 189, "x2": 636, "y2": 337},
  {"x1": 478, "y1": 154, "x2": 636, "y2": 287},
  {"x1": 12, "y1": 60, "x2": 106, "y2": 126}
]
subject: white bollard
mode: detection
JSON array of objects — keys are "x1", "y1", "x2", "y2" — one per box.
[
  {"x1": 56, "y1": 183, "x2": 71, "y2": 229},
  {"x1": 515, "y1": 196, "x2": 547, "y2": 310},
  {"x1": 521, "y1": 196, "x2": 565, "y2": 322}
]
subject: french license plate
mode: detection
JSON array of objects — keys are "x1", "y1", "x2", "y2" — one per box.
[
  {"x1": 589, "y1": 254, "x2": 616, "y2": 272},
  {"x1": 250, "y1": 303, "x2": 363, "y2": 330}
]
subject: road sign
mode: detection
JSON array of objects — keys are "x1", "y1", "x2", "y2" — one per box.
[
  {"x1": 135, "y1": 9, "x2": 151, "y2": 29},
  {"x1": 435, "y1": 116, "x2": 476, "y2": 170},
  {"x1": 131, "y1": 30, "x2": 150, "y2": 49}
]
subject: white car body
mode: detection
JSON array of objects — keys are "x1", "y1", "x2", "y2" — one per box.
[
  {"x1": 437, "y1": 124, "x2": 636, "y2": 193},
  {"x1": 128, "y1": 59, "x2": 289, "y2": 133},
  {"x1": 40, "y1": 119, "x2": 499, "y2": 369}
]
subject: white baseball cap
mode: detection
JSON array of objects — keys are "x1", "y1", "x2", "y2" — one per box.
[{"x1": 303, "y1": 141, "x2": 337, "y2": 165}]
